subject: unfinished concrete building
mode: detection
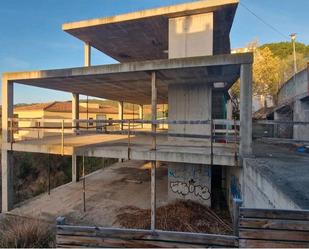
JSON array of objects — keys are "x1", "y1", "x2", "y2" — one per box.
[{"x1": 1, "y1": 0, "x2": 253, "y2": 225}]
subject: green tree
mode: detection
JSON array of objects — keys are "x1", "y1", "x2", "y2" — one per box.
[
  {"x1": 230, "y1": 46, "x2": 281, "y2": 113},
  {"x1": 260, "y1": 42, "x2": 309, "y2": 59},
  {"x1": 253, "y1": 47, "x2": 281, "y2": 98}
]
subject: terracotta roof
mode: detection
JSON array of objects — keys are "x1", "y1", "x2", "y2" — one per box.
[
  {"x1": 14, "y1": 101, "x2": 126, "y2": 114},
  {"x1": 14, "y1": 102, "x2": 54, "y2": 111}
]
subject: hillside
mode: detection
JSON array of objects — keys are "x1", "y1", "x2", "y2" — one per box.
[{"x1": 260, "y1": 42, "x2": 309, "y2": 59}]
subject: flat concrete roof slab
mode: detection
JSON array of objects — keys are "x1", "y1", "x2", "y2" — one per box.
[
  {"x1": 62, "y1": 0, "x2": 238, "y2": 62},
  {"x1": 5, "y1": 133, "x2": 238, "y2": 166},
  {"x1": 4, "y1": 53, "x2": 252, "y2": 104}
]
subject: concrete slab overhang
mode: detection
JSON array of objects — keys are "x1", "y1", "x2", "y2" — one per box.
[
  {"x1": 3, "y1": 53, "x2": 252, "y2": 105},
  {"x1": 62, "y1": 0, "x2": 239, "y2": 62}
]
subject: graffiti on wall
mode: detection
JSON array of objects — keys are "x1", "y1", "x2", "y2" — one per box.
[
  {"x1": 170, "y1": 179, "x2": 211, "y2": 200},
  {"x1": 168, "y1": 165, "x2": 211, "y2": 201},
  {"x1": 230, "y1": 175, "x2": 241, "y2": 199}
]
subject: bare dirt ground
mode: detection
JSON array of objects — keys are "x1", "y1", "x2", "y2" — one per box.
[{"x1": 10, "y1": 160, "x2": 168, "y2": 227}]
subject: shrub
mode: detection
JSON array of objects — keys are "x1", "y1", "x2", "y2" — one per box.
[{"x1": 0, "y1": 216, "x2": 55, "y2": 248}]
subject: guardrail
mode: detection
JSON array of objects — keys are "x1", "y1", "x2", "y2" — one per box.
[
  {"x1": 7, "y1": 118, "x2": 240, "y2": 159},
  {"x1": 252, "y1": 119, "x2": 309, "y2": 144},
  {"x1": 56, "y1": 219, "x2": 239, "y2": 248}
]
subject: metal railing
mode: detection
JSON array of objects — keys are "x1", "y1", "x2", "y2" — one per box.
[
  {"x1": 253, "y1": 119, "x2": 309, "y2": 144},
  {"x1": 7, "y1": 118, "x2": 240, "y2": 159}
]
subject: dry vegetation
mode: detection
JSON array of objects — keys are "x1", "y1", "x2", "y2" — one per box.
[
  {"x1": 115, "y1": 200, "x2": 232, "y2": 235},
  {"x1": 0, "y1": 215, "x2": 55, "y2": 248}
]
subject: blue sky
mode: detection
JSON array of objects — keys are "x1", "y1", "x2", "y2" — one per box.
[{"x1": 0, "y1": 0, "x2": 308, "y2": 104}]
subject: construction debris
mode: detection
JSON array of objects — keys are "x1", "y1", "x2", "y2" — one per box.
[{"x1": 115, "y1": 200, "x2": 232, "y2": 235}]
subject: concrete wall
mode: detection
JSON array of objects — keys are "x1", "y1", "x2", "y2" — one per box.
[
  {"x1": 293, "y1": 99, "x2": 309, "y2": 140},
  {"x1": 242, "y1": 159, "x2": 300, "y2": 209},
  {"x1": 225, "y1": 159, "x2": 301, "y2": 210},
  {"x1": 168, "y1": 83, "x2": 211, "y2": 139},
  {"x1": 168, "y1": 12, "x2": 213, "y2": 59},
  {"x1": 274, "y1": 109, "x2": 293, "y2": 139},
  {"x1": 168, "y1": 163, "x2": 211, "y2": 206}
]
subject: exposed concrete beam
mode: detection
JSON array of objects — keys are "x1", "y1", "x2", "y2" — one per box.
[
  {"x1": 2, "y1": 54, "x2": 250, "y2": 105},
  {"x1": 239, "y1": 63, "x2": 253, "y2": 157},
  {"x1": 1, "y1": 77, "x2": 14, "y2": 212},
  {"x1": 3, "y1": 53, "x2": 253, "y2": 81}
]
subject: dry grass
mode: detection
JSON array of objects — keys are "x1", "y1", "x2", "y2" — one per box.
[
  {"x1": 115, "y1": 200, "x2": 232, "y2": 235},
  {"x1": 0, "y1": 215, "x2": 55, "y2": 248}
]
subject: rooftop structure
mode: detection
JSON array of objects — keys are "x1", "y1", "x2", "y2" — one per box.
[{"x1": 1, "y1": 0, "x2": 253, "y2": 232}]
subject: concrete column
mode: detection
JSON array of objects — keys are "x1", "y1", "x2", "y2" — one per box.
[
  {"x1": 240, "y1": 64, "x2": 253, "y2": 157},
  {"x1": 2, "y1": 77, "x2": 14, "y2": 143},
  {"x1": 118, "y1": 101, "x2": 124, "y2": 130},
  {"x1": 139, "y1": 105, "x2": 143, "y2": 128},
  {"x1": 293, "y1": 99, "x2": 309, "y2": 140},
  {"x1": 151, "y1": 72, "x2": 157, "y2": 230},
  {"x1": 227, "y1": 99, "x2": 233, "y2": 120},
  {"x1": 72, "y1": 93, "x2": 79, "y2": 134},
  {"x1": 84, "y1": 42, "x2": 91, "y2": 67},
  {"x1": 2, "y1": 77, "x2": 14, "y2": 212},
  {"x1": 72, "y1": 154, "x2": 79, "y2": 182}
]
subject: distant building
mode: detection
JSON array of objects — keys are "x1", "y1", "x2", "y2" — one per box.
[{"x1": 13, "y1": 101, "x2": 135, "y2": 140}]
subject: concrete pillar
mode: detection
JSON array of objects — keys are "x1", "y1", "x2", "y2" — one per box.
[
  {"x1": 72, "y1": 154, "x2": 79, "y2": 182},
  {"x1": 139, "y1": 105, "x2": 143, "y2": 128},
  {"x1": 118, "y1": 101, "x2": 124, "y2": 130},
  {"x1": 151, "y1": 72, "x2": 157, "y2": 230},
  {"x1": 2, "y1": 77, "x2": 14, "y2": 212},
  {"x1": 227, "y1": 99, "x2": 233, "y2": 120},
  {"x1": 72, "y1": 93, "x2": 79, "y2": 134},
  {"x1": 84, "y1": 42, "x2": 91, "y2": 67},
  {"x1": 239, "y1": 64, "x2": 253, "y2": 157},
  {"x1": 293, "y1": 99, "x2": 309, "y2": 140}
]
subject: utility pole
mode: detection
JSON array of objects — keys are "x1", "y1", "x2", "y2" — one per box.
[{"x1": 290, "y1": 33, "x2": 297, "y2": 77}]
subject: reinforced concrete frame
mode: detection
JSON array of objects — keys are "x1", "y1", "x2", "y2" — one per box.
[{"x1": 1, "y1": 52, "x2": 253, "y2": 214}]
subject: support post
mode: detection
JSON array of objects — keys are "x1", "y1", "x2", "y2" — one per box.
[
  {"x1": 84, "y1": 42, "x2": 91, "y2": 126},
  {"x1": 151, "y1": 72, "x2": 157, "y2": 231},
  {"x1": 72, "y1": 154, "x2": 79, "y2": 182},
  {"x1": 2, "y1": 77, "x2": 14, "y2": 212},
  {"x1": 84, "y1": 42, "x2": 91, "y2": 67},
  {"x1": 72, "y1": 93, "x2": 79, "y2": 134},
  {"x1": 118, "y1": 101, "x2": 124, "y2": 130},
  {"x1": 139, "y1": 105, "x2": 143, "y2": 128},
  {"x1": 240, "y1": 63, "x2": 253, "y2": 157},
  {"x1": 82, "y1": 154, "x2": 86, "y2": 212}
]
